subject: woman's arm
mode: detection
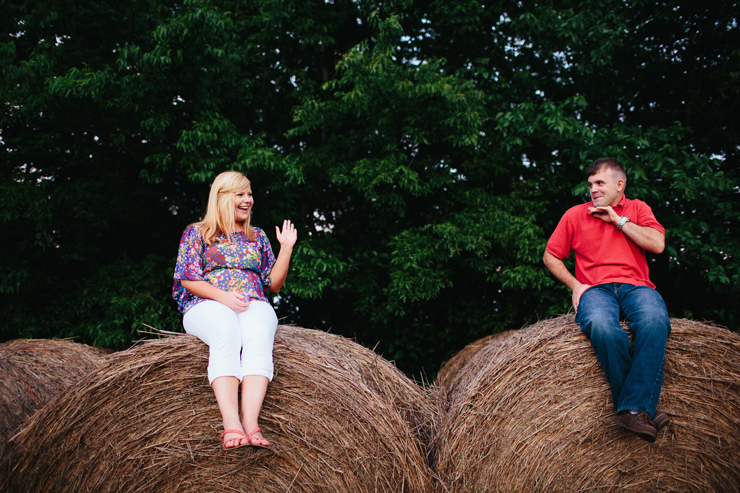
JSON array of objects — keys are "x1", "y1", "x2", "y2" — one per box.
[
  {"x1": 269, "y1": 220, "x2": 297, "y2": 293},
  {"x1": 181, "y1": 280, "x2": 250, "y2": 311}
]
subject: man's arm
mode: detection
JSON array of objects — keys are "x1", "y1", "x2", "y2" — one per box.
[
  {"x1": 620, "y1": 220, "x2": 665, "y2": 254},
  {"x1": 543, "y1": 250, "x2": 591, "y2": 311},
  {"x1": 588, "y1": 206, "x2": 665, "y2": 254}
]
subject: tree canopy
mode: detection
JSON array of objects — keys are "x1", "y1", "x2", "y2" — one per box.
[{"x1": 2, "y1": 0, "x2": 738, "y2": 377}]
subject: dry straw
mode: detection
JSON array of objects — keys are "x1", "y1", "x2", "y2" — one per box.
[
  {"x1": 430, "y1": 316, "x2": 740, "y2": 492},
  {"x1": 434, "y1": 330, "x2": 521, "y2": 412},
  {"x1": 1, "y1": 326, "x2": 436, "y2": 492},
  {"x1": 0, "y1": 339, "x2": 105, "y2": 458}
]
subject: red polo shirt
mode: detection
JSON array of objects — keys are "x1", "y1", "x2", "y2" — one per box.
[{"x1": 546, "y1": 197, "x2": 664, "y2": 289}]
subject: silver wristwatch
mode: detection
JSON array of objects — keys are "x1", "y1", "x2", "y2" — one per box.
[{"x1": 617, "y1": 216, "x2": 631, "y2": 230}]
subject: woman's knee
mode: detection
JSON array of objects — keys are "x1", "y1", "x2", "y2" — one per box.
[
  {"x1": 238, "y1": 301, "x2": 278, "y2": 338},
  {"x1": 237, "y1": 301, "x2": 277, "y2": 380},
  {"x1": 184, "y1": 300, "x2": 242, "y2": 348}
]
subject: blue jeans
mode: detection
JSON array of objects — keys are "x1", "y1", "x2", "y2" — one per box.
[{"x1": 575, "y1": 283, "x2": 671, "y2": 419}]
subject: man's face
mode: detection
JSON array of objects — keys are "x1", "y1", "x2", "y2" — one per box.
[{"x1": 588, "y1": 169, "x2": 624, "y2": 208}]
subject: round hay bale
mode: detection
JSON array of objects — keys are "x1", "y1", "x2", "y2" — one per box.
[
  {"x1": 430, "y1": 316, "x2": 740, "y2": 492},
  {"x1": 0, "y1": 339, "x2": 105, "y2": 457},
  {"x1": 434, "y1": 330, "x2": 522, "y2": 405},
  {"x1": 0, "y1": 326, "x2": 436, "y2": 492}
]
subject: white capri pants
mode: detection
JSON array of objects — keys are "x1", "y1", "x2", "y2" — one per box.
[{"x1": 183, "y1": 299, "x2": 278, "y2": 384}]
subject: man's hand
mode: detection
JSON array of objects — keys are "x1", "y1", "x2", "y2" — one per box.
[
  {"x1": 543, "y1": 251, "x2": 591, "y2": 312},
  {"x1": 572, "y1": 283, "x2": 592, "y2": 312},
  {"x1": 588, "y1": 205, "x2": 620, "y2": 225},
  {"x1": 588, "y1": 206, "x2": 666, "y2": 254}
]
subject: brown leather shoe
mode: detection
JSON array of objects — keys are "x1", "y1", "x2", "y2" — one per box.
[
  {"x1": 617, "y1": 411, "x2": 657, "y2": 442},
  {"x1": 653, "y1": 412, "x2": 670, "y2": 432}
]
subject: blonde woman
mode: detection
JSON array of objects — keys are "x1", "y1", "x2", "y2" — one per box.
[{"x1": 173, "y1": 171, "x2": 296, "y2": 449}]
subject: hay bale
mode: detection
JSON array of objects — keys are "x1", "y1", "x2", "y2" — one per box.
[
  {"x1": 0, "y1": 339, "x2": 105, "y2": 457},
  {"x1": 430, "y1": 316, "x2": 740, "y2": 492},
  {"x1": 434, "y1": 330, "x2": 521, "y2": 408},
  {"x1": 0, "y1": 326, "x2": 436, "y2": 492}
]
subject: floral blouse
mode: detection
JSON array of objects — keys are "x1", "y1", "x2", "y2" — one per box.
[{"x1": 173, "y1": 225, "x2": 276, "y2": 313}]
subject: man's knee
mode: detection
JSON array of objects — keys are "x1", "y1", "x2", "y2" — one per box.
[
  {"x1": 634, "y1": 309, "x2": 671, "y2": 341},
  {"x1": 643, "y1": 309, "x2": 670, "y2": 328},
  {"x1": 580, "y1": 312, "x2": 623, "y2": 340},
  {"x1": 627, "y1": 291, "x2": 671, "y2": 337}
]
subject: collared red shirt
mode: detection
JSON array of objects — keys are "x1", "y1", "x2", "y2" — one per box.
[{"x1": 546, "y1": 196, "x2": 664, "y2": 289}]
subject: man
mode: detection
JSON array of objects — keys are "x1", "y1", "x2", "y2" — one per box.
[{"x1": 543, "y1": 157, "x2": 671, "y2": 442}]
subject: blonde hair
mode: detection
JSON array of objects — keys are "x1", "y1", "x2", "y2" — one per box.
[{"x1": 195, "y1": 171, "x2": 255, "y2": 245}]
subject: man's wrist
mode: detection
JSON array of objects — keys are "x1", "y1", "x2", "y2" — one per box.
[{"x1": 617, "y1": 216, "x2": 631, "y2": 230}]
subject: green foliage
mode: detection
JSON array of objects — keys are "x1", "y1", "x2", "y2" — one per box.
[{"x1": 2, "y1": 0, "x2": 738, "y2": 377}]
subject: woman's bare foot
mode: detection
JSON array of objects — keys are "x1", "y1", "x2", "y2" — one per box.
[
  {"x1": 242, "y1": 421, "x2": 270, "y2": 447},
  {"x1": 244, "y1": 426, "x2": 270, "y2": 447},
  {"x1": 240, "y1": 376, "x2": 270, "y2": 447},
  {"x1": 221, "y1": 422, "x2": 249, "y2": 449},
  {"x1": 212, "y1": 376, "x2": 250, "y2": 449}
]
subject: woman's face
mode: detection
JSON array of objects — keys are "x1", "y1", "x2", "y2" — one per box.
[{"x1": 233, "y1": 186, "x2": 253, "y2": 225}]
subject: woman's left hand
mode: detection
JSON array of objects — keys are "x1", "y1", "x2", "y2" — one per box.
[
  {"x1": 275, "y1": 220, "x2": 297, "y2": 248},
  {"x1": 269, "y1": 220, "x2": 297, "y2": 293}
]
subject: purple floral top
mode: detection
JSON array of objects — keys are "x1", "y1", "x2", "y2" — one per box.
[{"x1": 173, "y1": 225, "x2": 276, "y2": 313}]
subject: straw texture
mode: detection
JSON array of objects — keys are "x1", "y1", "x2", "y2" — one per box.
[
  {"x1": 0, "y1": 326, "x2": 436, "y2": 492},
  {"x1": 430, "y1": 316, "x2": 740, "y2": 492},
  {"x1": 434, "y1": 330, "x2": 521, "y2": 415},
  {"x1": 0, "y1": 339, "x2": 105, "y2": 458}
]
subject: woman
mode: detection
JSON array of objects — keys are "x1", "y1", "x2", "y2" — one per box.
[{"x1": 172, "y1": 171, "x2": 296, "y2": 449}]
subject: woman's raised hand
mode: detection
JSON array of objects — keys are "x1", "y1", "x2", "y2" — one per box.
[
  {"x1": 269, "y1": 220, "x2": 297, "y2": 293},
  {"x1": 275, "y1": 220, "x2": 297, "y2": 248}
]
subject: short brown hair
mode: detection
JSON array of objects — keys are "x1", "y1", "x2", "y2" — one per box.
[{"x1": 587, "y1": 158, "x2": 627, "y2": 181}]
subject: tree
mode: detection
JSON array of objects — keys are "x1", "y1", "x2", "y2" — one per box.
[
  {"x1": 281, "y1": 0, "x2": 740, "y2": 374},
  {"x1": 2, "y1": 0, "x2": 738, "y2": 377}
]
